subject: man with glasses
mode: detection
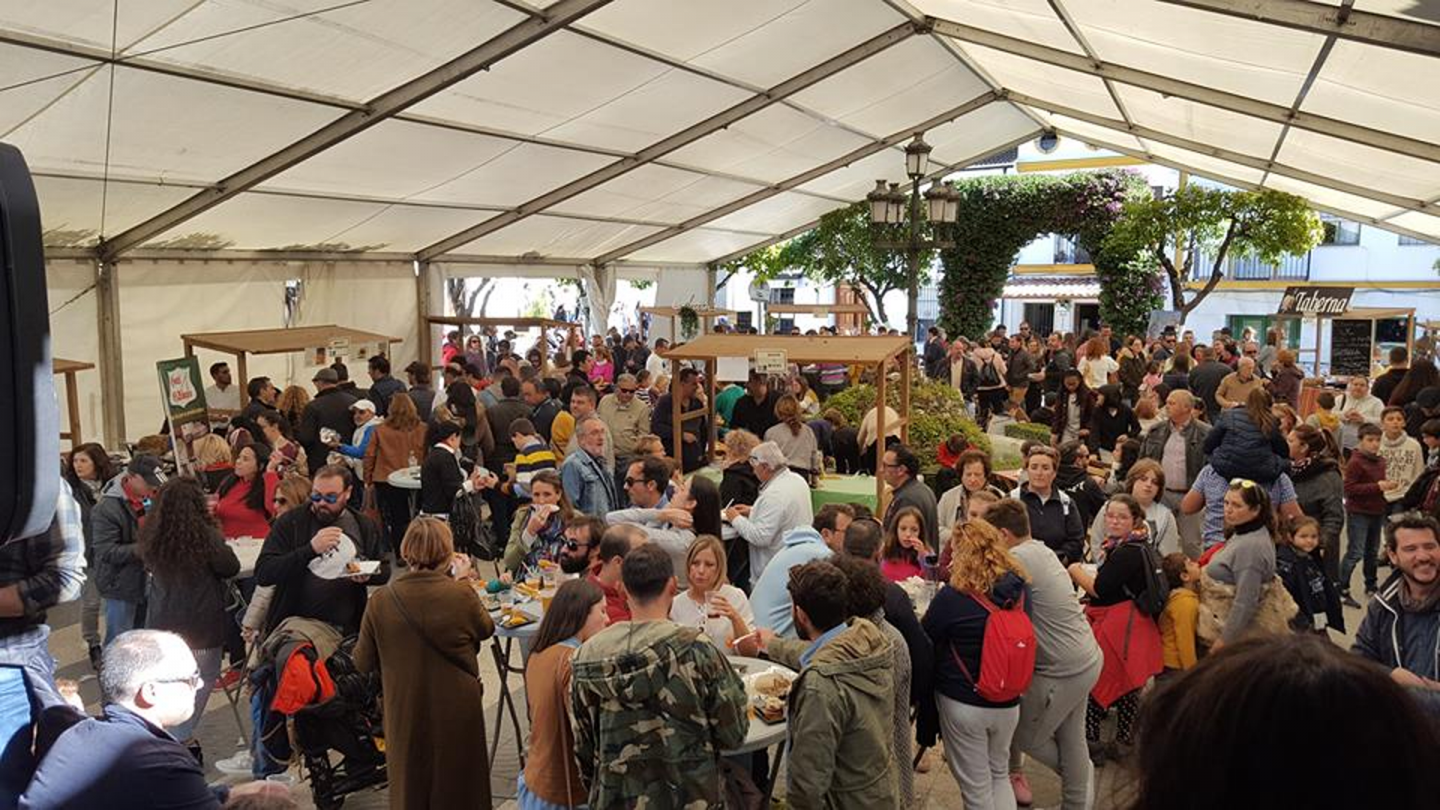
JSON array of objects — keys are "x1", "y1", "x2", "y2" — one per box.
[
  {"x1": 21, "y1": 630, "x2": 280, "y2": 808},
  {"x1": 558, "y1": 515, "x2": 607, "y2": 575},
  {"x1": 585, "y1": 524, "x2": 646, "y2": 624},
  {"x1": 254, "y1": 465, "x2": 389, "y2": 637},
  {"x1": 1215, "y1": 356, "x2": 1264, "y2": 411},
  {"x1": 598, "y1": 374, "x2": 652, "y2": 481}
]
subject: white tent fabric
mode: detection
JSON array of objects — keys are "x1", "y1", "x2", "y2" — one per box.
[{"x1": 7, "y1": 0, "x2": 1435, "y2": 267}]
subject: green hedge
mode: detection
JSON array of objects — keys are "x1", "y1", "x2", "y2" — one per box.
[
  {"x1": 824, "y1": 380, "x2": 990, "y2": 471},
  {"x1": 1004, "y1": 421, "x2": 1053, "y2": 445}
]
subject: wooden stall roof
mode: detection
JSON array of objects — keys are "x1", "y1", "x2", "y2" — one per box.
[
  {"x1": 665, "y1": 334, "x2": 910, "y2": 365},
  {"x1": 766, "y1": 303, "x2": 872, "y2": 315},
  {"x1": 53, "y1": 358, "x2": 95, "y2": 374},
  {"x1": 424, "y1": 315, "x2": 579, "y2": 329},
  {"x1": 181, "y1": 325, "x2": 404, "y2": 355},
  {"x1": 639, "y1": 306, "x2": 737, "y2": 318}
]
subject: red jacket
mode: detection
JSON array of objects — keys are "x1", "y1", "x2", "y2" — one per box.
[
  {"x1": 1344, "y1": 450, "x2": 1388, "y2": 516},
  {"x1": 214, "y1": 472, "x2": 278, "y2": 539},
  {"x1": 1087, "y1": 602, "x2": 1162, "y2": 708}
]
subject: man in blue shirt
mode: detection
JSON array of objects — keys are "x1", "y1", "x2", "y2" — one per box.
[
  {"x1": 749, "y1": 504, "x2": 854, "y2": 637},
  {"x1": 1181, "y1": 464, "x2": 1303, "y2": 549}
]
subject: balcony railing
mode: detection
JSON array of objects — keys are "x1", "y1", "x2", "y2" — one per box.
[
  {"x1": 1191, "y1": 250, "x2": 1310, "y2": 281},
  {"x1": 1053, "y1": 235, "x2": 1092, "y2": 265}
]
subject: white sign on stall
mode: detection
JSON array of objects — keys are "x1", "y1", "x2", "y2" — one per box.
[{"x1": 754, "y1": 349, "x2": 787, "y2": 375}]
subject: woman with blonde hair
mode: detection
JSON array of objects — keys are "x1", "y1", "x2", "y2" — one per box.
[
  {"x1": 191, "y1": 433, "x2": 233, "y2": 492},
  {"x1": 1078, "y1": 336, "x2": 1118, "y2": 390},
  {"x1": 669, "y1": 534, "x2": 753, "y2": 648},
  {"x1": 356, "y1": 518, "x2": 494, "y2": 810},
  {"x1": 922, "y1": 519, "x2": 1031, "y2": 810},
  {"x1": 763, "y1": 393, "x2": 819, "y2": 473},
  {"x1": 241, "y1": 474, "x2": 311, "y2": 643}
]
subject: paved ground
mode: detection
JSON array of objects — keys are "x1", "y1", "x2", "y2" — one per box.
[{"x1": 44, "y1": 564, "x2": 1373, "y2": 809}]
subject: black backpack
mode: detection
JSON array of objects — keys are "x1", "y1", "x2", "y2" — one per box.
[
  {"x1": 977, "y1": 357, "x2": 1002, "y2": 388},
  {"x1": 1125, "y1": 541, "x2": 1171, "y2": 618}
]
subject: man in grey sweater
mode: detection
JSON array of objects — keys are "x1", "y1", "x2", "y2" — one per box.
[{"x1": 990, "y1": 499, "x2": 1103, "y2": 810}]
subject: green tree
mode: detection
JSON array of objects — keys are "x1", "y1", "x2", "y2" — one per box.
[
  {"x1": 1105, "y1": 186, "x2": 1323, "y2": 321},
  {"x1": 784, "y1": 202, "x2": 931, "y2": 326}
]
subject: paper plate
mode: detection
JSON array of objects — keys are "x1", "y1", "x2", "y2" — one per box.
[{"x1": 308, "y1": 533, "x2": 358, "y2": 580}]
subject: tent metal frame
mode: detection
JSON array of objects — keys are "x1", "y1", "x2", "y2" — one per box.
[{"x1": 1157, "y1": 0, "x2": 1440, "y2": 58}]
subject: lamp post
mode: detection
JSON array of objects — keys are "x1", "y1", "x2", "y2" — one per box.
[{"x1": 866, "y1": 134, "x2": 958, "y2": 342}]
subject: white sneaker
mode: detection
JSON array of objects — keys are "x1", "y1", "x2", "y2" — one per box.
[{"x1": 214, "y1": 750, "x2": 253, "y2": 775}]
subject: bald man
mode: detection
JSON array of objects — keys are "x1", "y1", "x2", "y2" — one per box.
[
  {"x1": 1140, "y1": 390, "x2": 1211, "y2": 558},
  {"x1": 1215, "y1": 356, "x2": 1264, "y2": 410}
]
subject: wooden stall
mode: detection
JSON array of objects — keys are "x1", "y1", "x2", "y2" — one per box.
[
  {"x1": 766, "y1": 302, "x2": 872, "y2": 333},
  {"x1": 53, "y1": 358, "x2": 95, "y2": 447},
  {"x1": 661, "y1": 334, "x2": 912, "y2": 507},
  {"x1": 640, "y1": 305, "x2": 737, "y2": 342},
  {"x1": 425, "y1": 315, "x2": 579, "y2": 374},
  {"x1": 181, "y1": 325, "x2": 404, "y2": 408},
  {"x1": 1276, "y1": 306, "x2": 1415, "y2": 378}
]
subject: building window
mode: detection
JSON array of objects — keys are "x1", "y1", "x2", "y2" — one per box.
[
  {"x1": 1022, "y1": 303, "x2": 1054, "y2": 337},
  {"x1": 1053, "y1": 234, "x2": 1092, "y2": 265},
  {"x1": 1320, "y1": 216, "x2": 1360, "y2": 246},
  {"x1": 769, "y1": 286, "x2": 795, "y2": 305},
  {"x1": 736, "y1": 311, "x2": 753, "y2": 331},
  {"x1": 1399, "y1": 234, "x2": 1431, "y2": 246}
]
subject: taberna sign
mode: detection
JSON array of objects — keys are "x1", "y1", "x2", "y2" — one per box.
[{"x1": 1276, "y1": 286, "x2": 1353, "y2": 316}]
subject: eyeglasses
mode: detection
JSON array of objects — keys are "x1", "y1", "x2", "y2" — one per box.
[
  {"x1": 882, "y1": 462, "x2": 903, "y2": 469},
  {"x1": 624, "y1": 478, "x2": 642, "y2": 487},
  {"x1": 310, "y1": 492, "x2": 342, "y2": 504},
  {"x1": 156, "y1": 671, "x2": 204, "y2": 689},
  {"x1": 564, "y1": 539, "x2": 593, "y2": 552},
  {"x1": 618, "y1": 387, "x2": 637, "y2": 395}
]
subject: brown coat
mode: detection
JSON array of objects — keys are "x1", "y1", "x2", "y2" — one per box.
[
  {"x1": 354, "y1": 570, "x2": 495, "y2": 810},
  {"x1": 363, "y1": 422, "x2": 428, "y2": 485}
]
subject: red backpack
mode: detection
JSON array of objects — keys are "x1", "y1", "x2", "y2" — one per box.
[{"x1": 950, "y1": 592, "x2": 1036, "y2": 703}]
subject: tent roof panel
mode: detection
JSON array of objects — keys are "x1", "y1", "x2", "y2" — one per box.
[
  {"x1": 1116, "y1": 86, "x2": 1286, "y2": 159},
  {"x1": 1040, "y1": 113, "x2": 1146, "y2": 155},
  {"x1": 0, "y1": 44, "x2": 99, "y2": 134},
  {"x1": 549, "y1": 165, "x2": 764, "y2": 224},
  {"x1": 539, "y1": 68, "x2": 758, "y2": 153},
  {"x1": 141, "y1": 192, "x2": 388, "y2": 251},
  {"x1": 1385, "y1": 211, "x2": 1440, "y2": 240},
  {"x1": 257, "y1": 119, "x2": 523, "y2": 201},
  {"x1": 794, "y1": 149, "x2": 912, "y2": 200},
  {"x1": 34, "y1": 175, "x2": 195, "y2": 247},
  {"x1": 0, "y1": 0, "x2": 203, "y2": 52},
  {"x1": 701, "y1": 192, "x2": 841, "y2": 237},
  {"x1": 6, "y1": 65, "x2": 339, "y2": 185},
  {"x1": 788, "y1": 37, "x2": 991, "y2": 138},
  {"x1": 1278, "y1": 128, "x2": 1440, "y2": 202},
  {"x1": 910, "y1": 1, "x2": 1084, "y2": 54},
  {"x1": 1141, "y1": 140, "x2": 1267, "y2": 186},
  {"x1": 413, "y1": 142, "x2": 616, "y2": 208},
  {"x1": 924, "y1": 103, "x2": 1039, "y2": 165},
  {"x1": 127, "y1": 0, "x2": 524, "y2": 103},
  {"x1": 1303, "y1": 40, "x2": 1440, "y2": 146},
  {"x1": 1262, "y1": 174, "x2": 1412, "y2": 222},
  {"x1": 951, "y1": 41, "x2": 1122, "y2": 121},
  {"x1": 578, "y1": 0, "x2": 812, "y2": 64},
  {"x1": 663, "y1": 104, "x2": 875, "y2": 183},
  {"x1": 625, "y1": 228, "x2": 777, "y2": 265},
  {"x1": 1353, "y1": 0, "x2": 1440, "y2": 25},
  {"x1": 1064, "y1": 0, "x2": 1324, "y2": 106},
  {"x1": 451, "y1": 214, "x2": 666, "y2": 258}
]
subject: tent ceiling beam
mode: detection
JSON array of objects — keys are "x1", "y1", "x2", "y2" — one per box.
[
  {"x1": 1259, "y1": 2, "x2": 1347, "y2": 185},
  {"x1": 930, "y1": 16, "x2": 1440, "y2": 164},
  {"x1": 703, "y1": 127, "x2": 1040, "y2": 267},
  {"x1": 589, "y1": 90, "x2": 1001, "y2": 265},
  {"x1": 414, "y1": 20, "x2": 924, "y2": 262},
  {"x1": 1156, "y1": 0, "x2": 1440, "y2": 58},
  {"x1": 1008, "y1": 91, "x2": 1439, "y2": 216},
  {"x1": 94, "y1": 0, "x2": 617, "y2": 262},
  {"x1": 1051, "y1": 126, "x2": 1439, "y2": 246}
]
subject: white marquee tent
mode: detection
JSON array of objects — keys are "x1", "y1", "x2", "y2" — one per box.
[{"x1": 5, "y1": 0, "x2": 1438, "y2": 443}]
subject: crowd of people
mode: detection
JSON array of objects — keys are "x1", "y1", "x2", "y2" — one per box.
[{"x1": 7, "y1": 317, "x2": 1440, "y2": 809}]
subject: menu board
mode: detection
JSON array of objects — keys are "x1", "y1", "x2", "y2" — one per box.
[{"x1": 1329, "y1": 319, "x2": 1372, "y2": 377}]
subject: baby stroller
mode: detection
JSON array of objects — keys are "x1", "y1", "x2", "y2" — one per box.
[{"x1": 252, "y1": 630, "x2": 387, "y2": 809}]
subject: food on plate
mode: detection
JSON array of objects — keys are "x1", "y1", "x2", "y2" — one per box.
[
  {"x1": 752, "y1": 672, "x2": 792, "y2": 700},
  {"x1": 344, "y1": 561, "x2": 361, "y2": 574},
  {"x1": 755, "y1": 695, "x2": 785, "y2": 723}
]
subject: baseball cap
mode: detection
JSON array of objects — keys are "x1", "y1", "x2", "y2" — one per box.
[
  {"x1": 312, "y1": 368, "x2": 339, "y2": 384},
  {"x1": 127, "y1": 454, "x2": 166, "y2": 488},
  {"x1": 350, "y1": 399, "x2": 376, "y2": 413}
]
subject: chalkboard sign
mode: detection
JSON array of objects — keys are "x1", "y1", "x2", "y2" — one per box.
[{"x1": 1330, "y1": 319, "x2": 1372, "y2": 377}]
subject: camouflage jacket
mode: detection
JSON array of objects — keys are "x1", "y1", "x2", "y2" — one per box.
[{"x1": 571, "y1": 619, "x2": 748, "y2": 809}]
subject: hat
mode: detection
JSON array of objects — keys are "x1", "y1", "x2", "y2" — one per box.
[
  {"x1": 126, "y1": 454, "x2": 166, "y2": 488},
  {"x1": 312, "y1": 367, "x2": 339, "y2": 384},
  {"x1": 349, "y1": 399, "x2": 376, "y2": 413},
  {"x1": 1418, "y1": 387, "x2": 1440, "y2": 410}
]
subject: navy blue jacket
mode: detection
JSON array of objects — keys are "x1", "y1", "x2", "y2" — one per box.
[
  {"x1": 922, "y1": 572, "x2": 1030, "y2": 708},
  {"x1": 1353, "y1": 574, "x2": 1440, "y2": 681},
  {"x1": 1204, "y1": 407, "x2": 1290, "y2": 484},
  {"x1": 21, "y1": 705, "x2": 225, "y2": 809}
]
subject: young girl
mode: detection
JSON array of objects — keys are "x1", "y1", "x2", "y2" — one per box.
[
  {"x1": 1276, "y1": 516, "x2": 1345, "y2": 636},
  {"x1": 1141, "y1": 360, "x2": 1163, "y2": 396},
  {"x1": 881, "y1": 506, "x2": 933, "y2": 582},
  {"x1": 1158, "y1": 552, "x2": 1200, "y2": 677},
  {"x1": 1204, "y1": 387, "x2": 1291, "y2": 484}
]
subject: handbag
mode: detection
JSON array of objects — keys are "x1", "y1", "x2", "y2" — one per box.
[{"x1": 448, "y1": 491, "x2": 498, "y2": 561}]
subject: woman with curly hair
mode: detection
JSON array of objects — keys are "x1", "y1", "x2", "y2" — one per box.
[
  {"x1": 138, "y1": 476, "x2": 240, "y2": 759},
  {"x1": 275, "y1": 384, "x2": 310, "y2": 429},
  {"x1": 922, "y1": 519, "x2": 1031, "y2": 810}
]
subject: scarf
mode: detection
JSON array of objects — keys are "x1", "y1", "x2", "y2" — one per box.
[{"x1": 1289, "y1": 456, "x2": 1312, "y2": 477}]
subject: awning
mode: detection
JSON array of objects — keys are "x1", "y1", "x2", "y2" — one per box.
[{"x1": 1002, "y1": 277, "x2": 1101, "y2": 300}]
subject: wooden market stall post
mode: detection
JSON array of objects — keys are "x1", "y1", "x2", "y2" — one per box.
[
  {"x1": 181, "y1": 325, "x2": 404, "y2": 408},
  {"x1": 639, "y1": 306, "x2": 738, "y2": 342},
  {"x1": 424, "y1": 315, "x2": 580, "y2": 375},
  {"x1": 53, "y1": 358, "x2": 95, "y2": 447},
  {"x1": 764, "y1": 302, "x2": 872, "y2": 334},
  {"x1": 660, "y1": 334, "x2": 912, "y2": 507}
]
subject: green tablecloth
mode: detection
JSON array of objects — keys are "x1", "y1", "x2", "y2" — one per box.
[{"x1": 691, "y1": 466, "x2": 880, "y2": 513}]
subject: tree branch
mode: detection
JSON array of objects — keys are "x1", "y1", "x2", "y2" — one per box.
[
  {"x1": 1183, "y1": 218, "x2": 1238, "y2": 316},
  {"x1": 1158, "y1": 249, "x2": 1186, "y2": 313}
]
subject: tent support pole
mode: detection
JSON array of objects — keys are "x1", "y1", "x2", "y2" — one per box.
[
  {"x1": 96, "y1": 260, "x2": 127, "y2": 447},
  {"x1": 416, "y1": 261, "x2": 434, "y2": 367}
]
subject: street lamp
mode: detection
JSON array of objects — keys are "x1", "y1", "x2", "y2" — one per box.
[{"x1": 869, "y1": 133, "x2": 958, "y2": 342}]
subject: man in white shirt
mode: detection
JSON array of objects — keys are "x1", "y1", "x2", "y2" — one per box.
[
  {"x1": 724, "y1": 441, "x2": 813, "y2": 580},
  {"x1": 204, "y1": 361, "x2": 241, "y2": 431},
  {"x1": 1336, "y1": 375, "x2": 1385, "y2": 453},
  {"x1": 645, "y1": 338, "x2": 670, "y2": 379}
]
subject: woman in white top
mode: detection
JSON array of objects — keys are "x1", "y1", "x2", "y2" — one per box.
[
  {"x1": 1077, "y1": 335, "x2": 1119, "y2": 391},
  {"x1": 668, "y1": 534, "x2": 753, "y2": 648},
  {"x1": 764, "y1": 394, "x2": 819, "y2": 472}
]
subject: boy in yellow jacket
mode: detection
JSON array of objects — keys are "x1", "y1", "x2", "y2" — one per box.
[{"x1": 1159, "y1": 553, "x2": 1201, "y2": 677}]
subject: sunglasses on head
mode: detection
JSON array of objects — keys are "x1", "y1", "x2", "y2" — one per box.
[
  {"x1": 310, "y1": 492, "x2": 343, "y2": 504},
  {"x1": 1229, "y1": 478, "x2": 1257, "y2": 489}
]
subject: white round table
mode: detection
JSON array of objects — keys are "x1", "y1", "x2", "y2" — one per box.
[
  {"x1": 228, "y1": 536, "x2": 265, "y2": 578},
  {"x1": 725, "y1": 655, "x2": 791, "y2": 755},
  {"x1": 387, "y1": 466, "x2": 422, "y2": 490}
]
